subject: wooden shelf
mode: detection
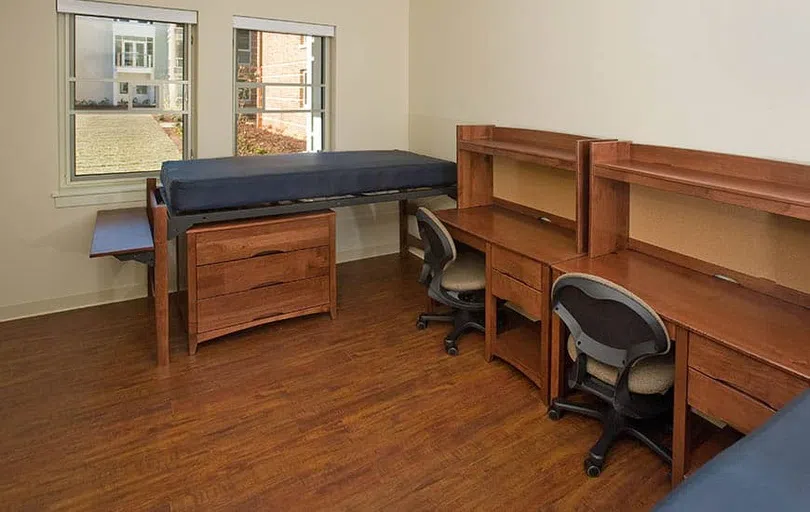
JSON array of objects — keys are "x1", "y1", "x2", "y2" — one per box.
[
  {"x1": 458, "y1": 139, "x2": 577, "y2": 171},
  {"x1": 90, "y1": 208, "x2": 154, "y2": 258},
  {"x1": 595, "y1": 159, "x2": 810, "y2": 220}
]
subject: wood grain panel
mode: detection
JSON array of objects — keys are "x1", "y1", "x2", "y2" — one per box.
[
  {"x1": 195, "y1": 213, "x2": 331, "y2": 265},
  {"x1": 689, "y1": 333, "x2": 807, "y2": 410},
  {"x1": 197, "y1": 276, "x2": 330, "y2": 333},
  {"x1": 435, "y1": 206, "x2": 580, "y2": 264},
  {"x1": 457, "y1": 125, "x2": 494, "y2": 208},
  {"x1": 491, "y1": 271, "x2": 544, "y2": 321},
  {"x1": 197, "y1": 247, "x2": 330, "y2": 299},
  {"x1": 688, "y1": 368, "x2": 774, "y2": 434},
  {"x1": 491, "y1": 246, "x2": 543, "y2": 290}
]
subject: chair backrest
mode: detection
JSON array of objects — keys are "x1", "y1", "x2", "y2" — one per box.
[
  {"x1": 416, "y1": 207, "x2": 457, "y2": 274},
  {"x1": 551, "y1": 273, "x2": 670, "y2": 369}
]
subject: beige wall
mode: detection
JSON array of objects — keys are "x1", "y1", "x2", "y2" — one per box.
[
  {"x1": 0, "y1": 0, "x2": 409, "y2": 321},
  {"x1": 409, "y1": 0, "x2": 810, "y2": 291},
  {"x1": 409, "y1": 0, "x2": 810, "y2": 163}
]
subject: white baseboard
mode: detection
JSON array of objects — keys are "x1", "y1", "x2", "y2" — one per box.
[
  {"x1": 0, "y1": 244, "x2": 405, "y2": 323},
  {"x1": 0, "y1": 284, "x2": 148, "y2": 323},
  {"x1": 337, "y1": 242, "x2": 400, "y2": 263}
]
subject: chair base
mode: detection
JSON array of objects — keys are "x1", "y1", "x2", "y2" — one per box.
[
  {"x1": 417, "y1": 308, "x2": 484, "y2": 356},
  {"x1": 548, "y1": 397, "x2": 672, "y2": 477}
]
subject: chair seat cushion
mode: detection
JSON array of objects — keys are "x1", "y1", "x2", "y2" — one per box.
[
  {"x1": 441, "y1": 251, "x2": 486, "y2": 291},
  {"x1": 567, "y1": 335, "x2": 674, "y2": 395}
]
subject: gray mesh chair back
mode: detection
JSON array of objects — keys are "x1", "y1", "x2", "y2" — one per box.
[{"x1": 552, "y1": 273, "x2": 670, "y2": 370}]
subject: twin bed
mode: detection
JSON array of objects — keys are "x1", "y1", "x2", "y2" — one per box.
[{"x1": 119, "y1": 149, "x2": 457, "y2": 365}]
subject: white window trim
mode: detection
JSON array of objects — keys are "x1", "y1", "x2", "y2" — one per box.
[
  {"x1": 57, "y1": 0, "x2": 197, "y2": 25},
  {"x1": 232, "y1": 16, "x2": 335, "y2": 38},
  {"x1": 53, "y1": 9, "x2": 197, "y2": 208}
]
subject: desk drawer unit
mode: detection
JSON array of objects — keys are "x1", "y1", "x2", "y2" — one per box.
[
  {"x1": 687, "y1": 368, "x2": 774, "y2": 434},
  {"x1": 185, "y1": 211, "x2": 337, "y2": 353},
  {"x1": 492, "y1": 246, "x2": 544, "y2": 289},
  {"x1": 689, "y1": 333, "x2": 806, "y2": 411},
  {"x1": 491, "y1": 270, "x2": 545, "y2": 320}
]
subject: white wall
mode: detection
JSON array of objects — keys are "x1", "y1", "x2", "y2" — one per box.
[
  {"x1": 409, "y1": 0, "x2": 810, "y2": 165},
  {"x1": 0, "y1": 0, "x2": 409, "y2": 321}
]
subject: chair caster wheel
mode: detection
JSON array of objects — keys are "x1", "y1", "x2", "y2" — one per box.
[
  {"x1": 444, "y1": 339, "x2": 458, "y2": 356},
  {"x1": 547, "y1": 405, "x2": 563, "y2": 421},
  {"x1": 416, "y1": 319, "x2": 428, "y2": 330},
  {"x1": 584, "y1": 457, "x2": 602, "y2": 478}
]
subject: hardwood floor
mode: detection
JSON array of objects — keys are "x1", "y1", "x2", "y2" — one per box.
[{"x1": 0, "y1": 255, "x2": 671, "y2": 510}]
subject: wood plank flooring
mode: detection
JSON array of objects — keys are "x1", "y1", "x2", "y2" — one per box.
[{"x1": 0, "y1": 255, "x2": 671, "y2": 510}]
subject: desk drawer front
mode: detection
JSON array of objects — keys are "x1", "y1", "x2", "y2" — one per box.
[
  {"x1": 198, "y1": 276, "x2": 329, "y2": 332},
  {"x1": 197, "y1": 247, "x2": 329, "y2": 299},
  {"x1": 688, "y1": 368, "x2": 774, "y2": 434},
  {"x1": 492, "y1": 246, "x2": 543, "y2": 290},
  {"x1": 491, "y1": 270, "x2": 544, "y2": 321},
  {"x1": 689, "y1": 333, "x2": 806, "y2": 410},
  {"x1": 196, "y1": 216, "x2": 330, "y2": 265}
]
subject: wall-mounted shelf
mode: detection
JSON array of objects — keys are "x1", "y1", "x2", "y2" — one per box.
[
  {"x1": 591, "y1": 142, "x2": 810, "y2": 229},
  {"x1": 457, "y1": 139, "x2": 577, "y2": 171}
]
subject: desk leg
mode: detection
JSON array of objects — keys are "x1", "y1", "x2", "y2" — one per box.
[
  {"x1": 484, "y1": 243, "x2": 496, "y2": 362},
  {"x1": 538, "y1": 265, "x2": 551, "y2": 405},
  {"x1": 672, "y1": 326, "x2": 690, "y2": 486},
  {"x1": 549, "y1": 269, "x2": 566, "y2": 402}
]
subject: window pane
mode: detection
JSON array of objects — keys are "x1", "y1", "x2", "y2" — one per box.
[
  {"x1": 75, "y1": 16, "x2": 184, "y2": 81},
  {"x1": 237, "y1": 113, "x2": 320, "y2": 156},
  {"x1": 73, "y1": 114, "x2": 183, "y2": 175},
  {"x1": 235, "y1": 31, "x2": 322, "y2": 84}
]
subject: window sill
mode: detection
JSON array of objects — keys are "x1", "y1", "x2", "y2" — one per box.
[{"x1": 52, "y1": 181, "x2": 147, "y2": 208}]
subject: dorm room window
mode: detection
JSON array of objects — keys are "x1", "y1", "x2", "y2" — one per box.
[
  {"x1": 233, "y1": 17, "x2": 334, "y2": 156},
  {"x1": 57, "y1": 1, "x2": 196, "y2": 181}
]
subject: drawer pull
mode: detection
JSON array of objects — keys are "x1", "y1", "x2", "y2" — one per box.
[
  {"x1": 251, "y1": 281, "x2": 281, "y2": 291},
  {"x1": 252, "y1": 250, "x2": 284, "y2": 258},
  {"x1": 253, "y1": 312, "x2": 283, "y2": 322}
]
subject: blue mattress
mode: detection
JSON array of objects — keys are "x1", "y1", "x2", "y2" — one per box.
[
  {"x1": 160, "y1": 150, "x2": 456, "y2": 214},
  {"x1": 654, "y1": 389, "x2": 810, "y2": 512}
]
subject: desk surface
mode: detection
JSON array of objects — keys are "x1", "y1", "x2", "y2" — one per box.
[
  {"x1": 553, "y1": 250, "x2": 810, "y2": 381},
  {"x1": 90, "y1": 208, "x2": 154, "y2": 258},
  {"x1": 436, "y1": 206, "x2": 582, "y2": 264}
]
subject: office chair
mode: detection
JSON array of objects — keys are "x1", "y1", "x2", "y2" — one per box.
[
  {"x1": 548, "y1": 273, "x2": 674, "y2": 477},
  {"x1": 414, "y1": 207, "x2": 486, "y2": 356}
]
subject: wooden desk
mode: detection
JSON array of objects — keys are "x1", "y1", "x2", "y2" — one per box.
[
  {"x1": 552, "y1": 249, "x2": 810, "y2": 483},
  {"x1": 437, "y1": 205, "x2": 582, "y2": 402}
]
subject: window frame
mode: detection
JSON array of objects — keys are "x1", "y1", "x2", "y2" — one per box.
[
  {"x1": 232, "y1": 21, "x2": 332, "y2": 156},
  {"x1": 54, "y1": 8, "x2": 196, "y2": 206}
]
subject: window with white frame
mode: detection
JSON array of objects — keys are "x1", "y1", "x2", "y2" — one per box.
[
  {"x1": 233, "y1": 17, "x2": 333, "y2": 156},
  {"x1": 57, "y1": 0, "x2": 196, "y2": 180}
]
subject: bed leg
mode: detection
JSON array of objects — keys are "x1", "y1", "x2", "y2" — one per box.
[
  {"x1": 399, "y1": 200, "x2": 409, "y2": 258},
  {"x1": 148, "y1": 179, "x2": 170, "y2": 367}
]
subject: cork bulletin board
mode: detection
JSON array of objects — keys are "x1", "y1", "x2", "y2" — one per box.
[
  {"x1": 493, "y1": 156, "x2": 576, "y2": 220},
  {"x1": 630, "y1": 185, "x2": 810, "y2": 295}
]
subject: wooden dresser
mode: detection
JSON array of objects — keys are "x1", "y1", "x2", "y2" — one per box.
[{"x1": 182, "y1": 210, "x2": 337, "y2": 354}]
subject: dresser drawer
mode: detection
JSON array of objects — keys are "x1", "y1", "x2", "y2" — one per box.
[
  {"x1": 688, "y1": 368, "x2": 774, "y2": 434},
  {"x1": 491, "y1": 246, "x2": 543, "y2": 290},
  {"x1": 197, "y1": 246, "x2": 330, "y2": 299},
  {"x1": 197, "y1": 276, "x2": 330, "y2": 333},
  {"x1": 491, "y1": 270, "x2": 544, "y2": 321},
  {"x1": 689, "y1": 333, "x2": 806, "y2": 410},
  {"x1": 195, "y1": 213, "x2": 331, "y2": 265}
]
